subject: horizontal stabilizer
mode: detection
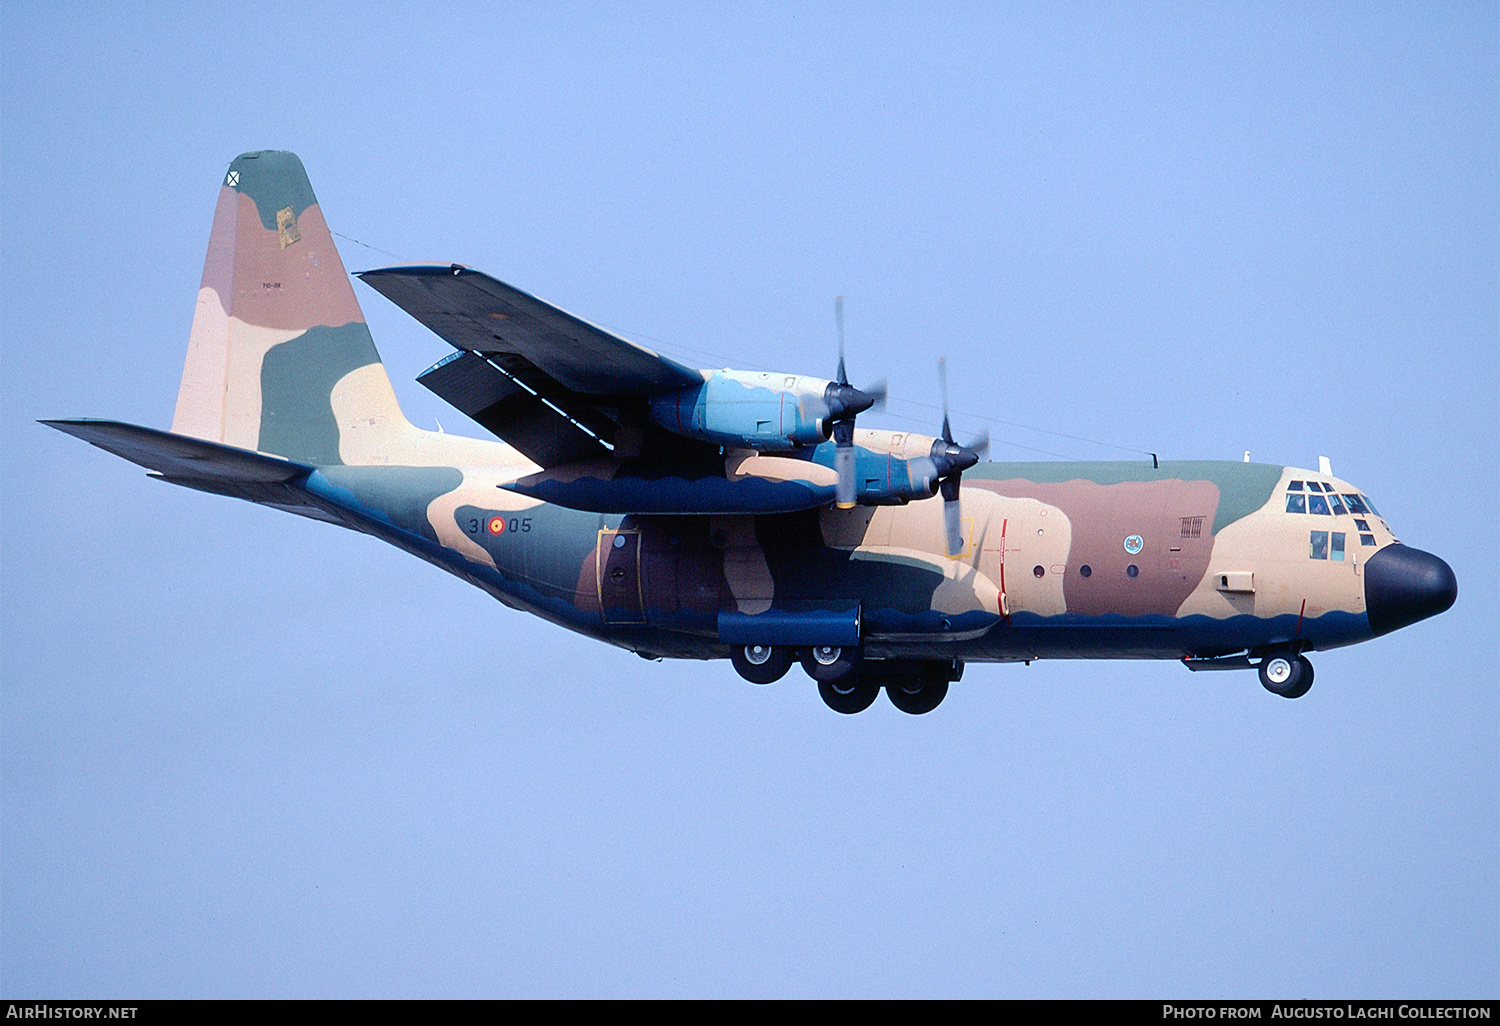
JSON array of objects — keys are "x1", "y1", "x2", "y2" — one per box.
[
  {"x1": 42, "y1": 419, "x2": 345, "y2": 524},
  {"x1": 43, "y1": 419, "x2": 312, "y2": 481}
]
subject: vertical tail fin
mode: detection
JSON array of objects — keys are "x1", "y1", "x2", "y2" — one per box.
[{"x1": 171, "y1": 151, "x2": 412, "y2": 465}]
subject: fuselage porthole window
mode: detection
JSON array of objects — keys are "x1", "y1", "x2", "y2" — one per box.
[{"x1": 1286, "y1": 493, "x2": 1307, "y2": 513}]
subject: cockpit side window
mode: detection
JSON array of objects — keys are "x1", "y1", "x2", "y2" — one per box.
[
  {"x1": 1288, "y1": 480, "x2": 1304, "y2": 491},
  {"x1": 1328, "y1": 493, "x2": 1347, "y2": 515},
  {"x1": 1361, "y1": 495, "x2": 1381, "y2": 517},
  {"x1": 1308, "y1": 494, "x2": 1331, "y2": 515},
  {"x1": 1343, "y1": 494, "x2": 1368, "y2": 515},
  {"x1": 1309, "y1": 530, "x2": 1329, "y2": 559},
  {"x1": 1286, "y1": 493, "x2": 1307, "y2": 513}
]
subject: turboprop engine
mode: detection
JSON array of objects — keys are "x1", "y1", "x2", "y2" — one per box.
[{"x1": 648, "y1": 369, "x2": 877, "y2": 452}]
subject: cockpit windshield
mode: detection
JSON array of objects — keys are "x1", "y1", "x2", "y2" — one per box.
[
  {"x1": 1342, "y1": 493, "x2": 1380, "y2": 517},
  {"x1": 1286, "y1": 482, "x2": 1382, "y2": 520}
]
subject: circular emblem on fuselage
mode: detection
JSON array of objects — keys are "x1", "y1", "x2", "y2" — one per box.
[
  {"x1": 1123, "y1": 534, "x2": 1144, "y2": 555},
  {"x1": 488, "y1": 516, "x2": 506, "y2": 535}
]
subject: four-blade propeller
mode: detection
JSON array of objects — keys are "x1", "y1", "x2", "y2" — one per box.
[
  {"x1": 822, "y1": 301, "x2": 985, "y2": 551},
  {"x1": 932, "y1": 357, "x2": 989, "y2": 556}
]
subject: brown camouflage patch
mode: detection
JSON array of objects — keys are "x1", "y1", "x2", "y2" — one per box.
[{"x1": 973, "y1": 478, "x2": 1220, "y2": 616}]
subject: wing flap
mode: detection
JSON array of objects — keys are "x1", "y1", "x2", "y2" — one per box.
[{"x1": 416, "y1": 350, "x2": 615, "y2": 466}]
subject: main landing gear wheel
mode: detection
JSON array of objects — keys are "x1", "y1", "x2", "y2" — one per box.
[
  {"x1": 818, "y1": 676, "x2": 880, "y2": 714},
  {"x1": 731, "y1": 644, "x2": 794, "y2": 685},
  {"x1": 800, "y1": 645, "x2": 861, "y2": 683},
  {"x1": 886, "y1": 675, "x2": 949, "y2": 715},
  {"x1": 1258, "y1": 654, "x2": 1314, "y2": 699}
]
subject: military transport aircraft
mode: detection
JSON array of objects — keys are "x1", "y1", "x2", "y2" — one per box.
[{"x1": 45, "y1": 151, "x2": 1458, "y2": 714}]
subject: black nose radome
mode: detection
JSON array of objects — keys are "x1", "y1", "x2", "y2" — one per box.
[{"x1": 1365, "y1": 544, "x2": 1458, "y2": 636}]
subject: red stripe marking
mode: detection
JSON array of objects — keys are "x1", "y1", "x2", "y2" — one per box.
[{"x1": 999, "y1": 517, "x2": 1009, "y2": 621}]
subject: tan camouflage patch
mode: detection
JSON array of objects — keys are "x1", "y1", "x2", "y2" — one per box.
[
  {"x1": 715, "y1": 515, "x2": 773, "y2": 613},
  {"x1": 426, "y1": 469, "x2": 543, "y2": 570},
  {"x1": 1178, "y1": 467, "x2": 1368, "y2": 622}
]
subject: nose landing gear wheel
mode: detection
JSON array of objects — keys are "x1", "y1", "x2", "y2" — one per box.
[
  {"x1": 818, "y1": 676, "x2": 880, "y2": 714},
  {"x1": 731, "y1": 644, "x2": 793, "y2": 684},
  {"x1": 1258, "y1": 654, "x2": 1313, "y2": 698}
]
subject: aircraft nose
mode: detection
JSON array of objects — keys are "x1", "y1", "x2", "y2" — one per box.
[{"x1": 1364, "y1": 544, "x2": 1457, "y2": 636}]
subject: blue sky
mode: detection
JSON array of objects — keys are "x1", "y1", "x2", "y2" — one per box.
[{"x1": 2, "y1": 2, "x2": 1495, "y2": 997}]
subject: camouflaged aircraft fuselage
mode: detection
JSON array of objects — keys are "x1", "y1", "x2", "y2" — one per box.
[{"x1": 46, "y1": 151, "x2": 1457, "y2": 714}]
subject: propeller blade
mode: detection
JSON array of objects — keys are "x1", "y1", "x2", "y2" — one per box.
[
  {"x1": 833, "y1": 418, "x2": 856, "y2": 509},
  {"x1": 966, "y1": 427, "x2": 989, "y2": 461},
  {"x1": 835, "y1": 296, "x2": 847, "y2": 386},
  {"x1": 862, "y1": 377, "x2": 887, "y2": 413},
  {"x1": 937, "y1": 357, "x2": 953, "y2": 445},
  {"x1": 835, "y1": 445, "x2": 856, "y2": 509},
  {"x1": 941, "y1": 475, "x2": 964, "y2": 556}
]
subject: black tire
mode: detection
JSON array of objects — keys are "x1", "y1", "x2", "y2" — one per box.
[
  {"x1": 799, "y1": 645, "x2": 861, "y2": 683},
  {"x1": 886, "y1": 674, "x2": 949, "y2": 715},
  {"x1": 1258, "y1": 653, "x2": 1312, "y2": 698},
  {"x1": 1280, "y1": 657, "x2": 1314, "y2": 699},
  {"x1": 730, "y1": 644, "x2": 793, "y2": 685},
  {"x1": 818, "y1": 676, "x2": 880, "y2": 714}
]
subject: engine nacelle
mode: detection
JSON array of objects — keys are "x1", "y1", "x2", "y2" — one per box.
[
  {"x1": 649, "y1": 370, "x2": 835, "y2": 451},
  {"x1": 815, "y1": 430, "x2": 972, "y2": 505}
]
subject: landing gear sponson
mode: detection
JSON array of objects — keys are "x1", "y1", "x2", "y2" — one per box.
[
  {"x1": 1257, "y1": 652, "x2": 1314, "y2": 699},
  {"x1": 731, "y1": 645, "x2": 961, "y2": 715},
  {"x1": 1182, "y1": 649, "x2": 1317, "y2": 699}
]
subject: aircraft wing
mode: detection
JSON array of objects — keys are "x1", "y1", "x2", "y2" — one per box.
[
  {"x1": 359, "y1": 265, "x2": 705, "y2": 467},
  {"x1": 357, "y1": 266, "x2": 700, "y2": 395}
]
